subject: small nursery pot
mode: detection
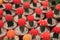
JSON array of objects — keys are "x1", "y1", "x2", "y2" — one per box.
[
  {"x1": 15, "y1": 26, "x2": 28, "y2": 35},
  {"x1": 26, "y1": 21, "x2": 37, "y2": 29},
  {"x1": 45, "y1": 18, "x2": 57, "y2": 27},
  {"x1": 33, "y1": 13, "x2": 44, "y2": 20},
  {"x1": 4, "y1": 22, "x2": 17, "y2": 30},
  {"x1": 36, "y1": 26, "x2": 49, "y2": 33},
  {"x1": 41, "y1": 6, "x2": 50, "y2": 13},
  {"x1": 30, "y1": 2, "x2": 41, "y2": 9},
  {"x1": 24, "y1": 8, "x2": 33, "y2": 15}
]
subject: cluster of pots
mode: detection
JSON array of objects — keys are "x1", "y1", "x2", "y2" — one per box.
[{"x1": 0, "y1": 0, "x2": 60, "y2": 40}]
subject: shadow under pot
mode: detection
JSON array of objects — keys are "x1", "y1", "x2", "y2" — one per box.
[
  {"x1": 26, "y1": 21, "x2": 37, "y2": 29},
  {"x1": 15, "y1": 26, "x2": 28, "y2": 36},
  {"x1": 0, "y1": 28, "x2": 6, "y2": 37},
  {"x1": 45, "y1": 18, "x2": 57, "y2": 27},
  {"x1": 14, "y1": 15, "x2": 25, "y2": 22},
  {"x1": 4, "y1": 21, "x2": 17, "y2": 30},
  {"x1": 33, "y1": 13, "x2": 44, "y2": 20}
]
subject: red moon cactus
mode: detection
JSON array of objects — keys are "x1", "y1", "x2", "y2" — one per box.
[
  {"x1": 27, "y1": 15, "x2": 34, "y2": 22},
  {"x1": 5, "y1": 15, "x2": 13, "y2": 22},
  {"x1": 56, "y1": 4, "x2": 60, "y2": 10},
  {"x1": 46, "y1": 10, "x2": 54, "y2": 18},
  {"x1": 16, "y1": 7, "x2": 24, "y2": 15},
  {"x1": 18, "y1": 18, "x2": 26, "y2": 27},
  {"x1": 35, "y1": 8, "x2": 42, "y2": 15},
  {"x1": 23, "y1": 2, "x2": 30, "y2": 9},
  {"x1": 5, "y1": 3, "x2": 12, "y2": 10},
  {"x1": 29, "y1": 29, "x2": 38, "y2": 36},
  {"x1": 38, "y1": 20, "x2": 48, "y2": 26}
]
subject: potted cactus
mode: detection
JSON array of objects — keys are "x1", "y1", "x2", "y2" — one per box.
[
  {"x1": 4, "y1": 14, "x2": 16, "y2": 30},
  {"x1": 40, "y1": 32, "x2": 50, "y2": 40},
  {"x1": 34, "y1": 7, "x2": 44, "y2": 20},
  {"x1": 14, "y1": 7, "x2": 25, "y2": 22},
  {"x1": 4, "y1": 3, "x2": 13, "y2": 15},
  {"x1": 13, "y1": 0, "x2": 21, "y2": 9},
  {"x1": 30, "y1": 0, "x2": 40, "y2": 9},
  {"x1": 38, "y1": 20, "x2": 48, "y2": 33},
  {"x1": 46, "y1": 10, "x2": 57, "y2": 26},
  {"x1": 23, "y1": 2, "x2": 33, "y2": 15},
  {"x1": 15, "y1": 18, "x2": 28, "y2": 35},
  {"x1": 52, "y1": 27, "x2": 60, "y2": 40},
  {"x1": 4, "y1": 30, "x2": 19, "y2": 40},
  {"x1": 54, "y1": 4, "x2": 60, "y2": 21},
  {"x1": 26, "y1": 15, "x2": 37, "y2": 29},
  {"x1": 41, "y1": 1, "x2": 49, "y2": 10},
  {"x1": 29, "y1": 29, "x2": 39, "y2": 40}
]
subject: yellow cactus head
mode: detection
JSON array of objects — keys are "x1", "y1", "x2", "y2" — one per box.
[
  {"x1": 0, "y1": 0, "x2": 3, "y2": 5},
  {"x1": 23, "y1": 34, "x2": 31, "y2": 40}
]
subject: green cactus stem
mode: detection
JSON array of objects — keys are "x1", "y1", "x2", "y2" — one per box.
[
  {"x1": 36, "y1": 14, "x2": 40, "y2": 18},
  {"x1": 15, "y1": 4, "x2": 20, "y2": 8},
  {"x1": 29, "y1": 22, "x2": 34, "y2": 27},
  {"x1": 53, "y1": 33, "x2": 59, "y2": 39},
  {"x1": 25, "y1": 8, "x2": 29, "y2": 13},
  {"x1": 54, "y1": 9, "x2": 59, "y2": 15},
  {"x1": 8, "y1": 38, "x2": 14, "y2": 40},
  {"x1": 0, "y1": 28, "x2": 2, "y2": 34},
  {"x1": 7, "y1": 21, "x2": 14, "y2": 27},
  {"x1": 18, "y1": 15, "x2": 22, "y2": 19},
  {"x1": 20, "y1": 26, "x2": 25, "y2": 33},
  {"x1": 40, "y1": 26, "x2": 45, "y2": 32},
  {"x1": 5, "y1": 10, "x2": 12, "y2": 15},
  {"x1": 47, "y1": 18, "x2": 52, "y2": 25},
  {"x1": 23, "y1": 0, "x2": 27, "y2": 2}
]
